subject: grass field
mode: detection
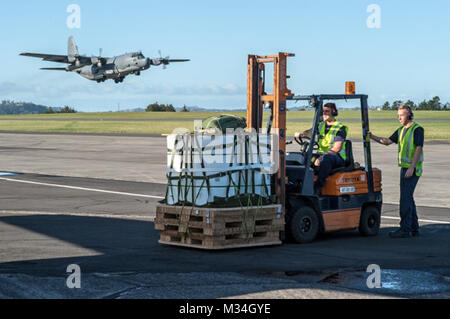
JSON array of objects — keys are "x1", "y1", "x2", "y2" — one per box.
[{"x1": 0, "y1": 110, "x2": 449, "y2": 140}]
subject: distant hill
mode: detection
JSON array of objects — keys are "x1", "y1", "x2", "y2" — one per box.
[
  {"x1": 175, "y1": 106, "x2": 246, "y2": 112},
  {"x1": 0, "y1": 100, "x2": 51, "y2": 115},
  {"x1": 118, "y1": 107, "x2": 146, "y2": 112}
]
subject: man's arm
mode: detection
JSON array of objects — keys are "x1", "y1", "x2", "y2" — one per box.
[
  {"x1": 315, "y1": 141, "x2": 343, "y2": 165},
  {"x1": 328, "y1": 141, "x2": 343, "y2": 155},
  {"x1": 295, "y1": 128, "x2": 312, "y2": 138},
  {"x1": 405, "y1": 146, "x2": 423, "y2": 178},
  {"x1": 368, "y1": 132, "x2": 394, "y2": 146}
]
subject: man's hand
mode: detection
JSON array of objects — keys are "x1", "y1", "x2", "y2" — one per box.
[
  {"x1": 314, "y1": 155, "x2": 323, "y2": 167},
  {"x1": 368, "y1": 131, "x2": 393, "y2": 146},
  {"x1": 367, "y1": 131, "x2": 377, "y2": 142},
  {"x1": 405, "y1": 146, "x2": 423, "y2": 179},
  {"x1": 295, "y1": 129, "x2": 311, "y2": 139},
  {"x1": 405, "y1": 167, "x2": 415, "y2": 178}
]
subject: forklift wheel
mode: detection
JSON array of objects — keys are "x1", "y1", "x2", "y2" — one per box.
[
  {"x1": 289, "y1": 206, "x2": 319, "y2": 244},
  {"x1": 359, "y1": 206, "x2": 381, "y2": 236}
]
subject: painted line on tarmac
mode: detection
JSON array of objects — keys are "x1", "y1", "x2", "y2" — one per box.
[
  {"x1": 1, "y1": 177, "x2": 448, "y2": 224},
  {"x1": 382, "y1": 215, "x2": 450, "y2": 225},
  {"x1": 383, "y1": 201, "x2": 449, "y2": 209},
  {"x1": 0, "y1": 172, "x2": 18, "y2": 176},
  {"x1": 0, "y1": 210, "x2": 155, "y2": 221},
  {"x1": 0, "y1": 177, "x2": 165, "y2": 200}
]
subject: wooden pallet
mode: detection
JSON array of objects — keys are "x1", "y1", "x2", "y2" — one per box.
[{"x1": 154, "y1": 204, "x2": 284, "y2": 250}]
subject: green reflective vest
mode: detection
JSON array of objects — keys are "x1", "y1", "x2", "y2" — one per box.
[
  {"x1": 398, "y1": 122, "x2": 424, "y2": 176},
  {"x1": 318, "y1": 121, "x2": 348, "y2": 161}
]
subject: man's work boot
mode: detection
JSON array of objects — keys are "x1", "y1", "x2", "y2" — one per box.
[{"x1": 389, "y1": 228, "x2": 411, "y2": 238}]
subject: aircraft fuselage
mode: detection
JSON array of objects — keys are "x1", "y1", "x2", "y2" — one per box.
[
  {"x1": 20, "y1": 36, "x2": 189, "y2": 83},
  {"x1": 76, "y1": 52, "x2": 151, "y2": 83}
]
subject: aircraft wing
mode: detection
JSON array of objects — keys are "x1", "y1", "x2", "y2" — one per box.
[
  {"x1": 40, "y1": 67, "x2": 67, "y2": 71},
  {"x1": 20, "y1": 53, "x2": 70, "y2": 63},
  {"x1": 167, "y1": 59, "x2": 190, "y2": 62},
  {"x1": 20, "y1": 53, "x2": 92, "y2": 65}
]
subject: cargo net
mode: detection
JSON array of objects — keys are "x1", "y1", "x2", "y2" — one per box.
[{"x1": 162, "y1": 129, "x2": 277, "y2": 208}]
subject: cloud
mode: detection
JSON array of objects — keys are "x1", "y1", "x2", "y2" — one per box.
[
  {"x1": 123, "y1": 81, "x2": 245, "y2": 96},
  {"x1": 0, "y1": 82, "x2": 27, "y2": 95},
  {"x1": 0, "y1": 74, "x2": 245, "y2": 100},
  {"x1": 0, "y1": 72, "x2": 247, "y2": 111}
]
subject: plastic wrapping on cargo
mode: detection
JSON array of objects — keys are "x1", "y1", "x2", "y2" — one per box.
[{"x1": 164, "y1": 131, "x2": 275, "y2": 207}]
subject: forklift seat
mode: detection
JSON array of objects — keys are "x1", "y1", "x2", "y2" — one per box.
[{"x1": 330, "y1": 140, "x2": 356, "y2": 174}]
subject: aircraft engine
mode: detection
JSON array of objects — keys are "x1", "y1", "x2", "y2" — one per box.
[
  {"x1": 91, "y1": 57, "x2": 102, "y2": 68},
  {"x1": 151, "y1": 59, "x2": 162, "y2": 66}
]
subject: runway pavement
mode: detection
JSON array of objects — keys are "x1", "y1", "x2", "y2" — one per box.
[
  {"x1": 0, "y1": 133, "x2": 449, "y2": 299},
  {"x1": 0, "y1": 132, "x2": 448, "y2": 207}
]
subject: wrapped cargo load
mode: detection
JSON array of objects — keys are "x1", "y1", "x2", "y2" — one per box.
[
  {"x1": 201, "y1": 114, "x2": 247, "y2": 133},
  {"x1": 164, "y1": 130, "x2": 275, "y2": 207}
]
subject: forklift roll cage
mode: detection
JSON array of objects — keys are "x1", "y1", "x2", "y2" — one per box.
[
  {"x1": 287, "y1": 94, "x2": 376, "y2": 198},
  {"x1": 246, "y1": 53, "x2": 378, "y2": 213}
]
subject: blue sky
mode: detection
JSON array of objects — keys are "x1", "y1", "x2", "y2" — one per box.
[{"x1": 0, "y1": 0, "x2": 449, "y2": 112}]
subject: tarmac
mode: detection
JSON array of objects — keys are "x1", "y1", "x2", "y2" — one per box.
[{"x1": 0, "y1": 132, "x2": 449, "y2": 299}]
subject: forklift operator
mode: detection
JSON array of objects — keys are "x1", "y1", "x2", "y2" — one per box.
[{"x1": 295, "y1": 103, "x2": 348, "y2": 193}]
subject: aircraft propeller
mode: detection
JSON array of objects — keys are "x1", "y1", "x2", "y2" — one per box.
[
  {"x1": 154, "y1": 50, "x2": 190, "y2": 69},
  {"x1": 91, "y1": 48, "x2": 103, "y2": 67}
]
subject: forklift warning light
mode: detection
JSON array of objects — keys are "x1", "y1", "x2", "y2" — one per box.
[{"x1": 345, "y1": 81, "x2": 356, "y2": 95}]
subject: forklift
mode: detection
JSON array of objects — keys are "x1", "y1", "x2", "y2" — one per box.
[{"x1": 247, "y1": 53, "x2": 382, "y2": 243}]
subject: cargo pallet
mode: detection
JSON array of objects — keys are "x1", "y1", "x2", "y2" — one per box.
[{"x1": 154, "y1": 204, "x2": 284, "y2": 250}]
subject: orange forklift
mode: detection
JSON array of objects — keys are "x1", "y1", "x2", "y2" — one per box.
[{"x1": 247, "y1": 53, "x2": 382, "y2": 243}]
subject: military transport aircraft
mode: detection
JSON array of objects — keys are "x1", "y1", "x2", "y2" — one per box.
[{"x1": 20, "y1": 36, "x2": 190, "y2": 83}]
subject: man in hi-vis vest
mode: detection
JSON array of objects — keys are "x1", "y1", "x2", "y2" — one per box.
[
  {"x1": 295, "y1": 103, "x2": 348, "y2": 194},
  {"x1": 369, "y1": 105, "x2": 424, "y2": 238}
]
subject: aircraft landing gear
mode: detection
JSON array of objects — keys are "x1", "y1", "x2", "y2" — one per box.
[{"x1": 114, "y1": 77, "x2": 124, "y2": 83}]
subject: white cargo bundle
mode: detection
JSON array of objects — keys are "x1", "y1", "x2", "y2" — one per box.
[{"x1": 165, "y1": 131, "x2": 274, "y2": 207}]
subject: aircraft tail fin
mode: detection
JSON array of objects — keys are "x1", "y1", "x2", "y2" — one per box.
[{"x1": 68, "y1": 36, "x2": 79, "y2": 63}]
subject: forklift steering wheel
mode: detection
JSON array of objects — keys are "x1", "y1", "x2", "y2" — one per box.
[
  {"x1": 296, "y1": 135, "x2": 319, "y2": 154},
  {"x1": 295, "y1": 135, "x2": 309, "y2": 153},
  {"x1": 294, "y1": 135, "x2": 304, "y2": 146}
]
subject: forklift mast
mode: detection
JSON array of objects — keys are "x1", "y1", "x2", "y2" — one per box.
[{"x1": 246, "y1": 53, "x2": 295, "y2": 212}]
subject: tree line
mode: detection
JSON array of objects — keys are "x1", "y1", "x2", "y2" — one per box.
[
  {"x1": 146, "y1": 102, "x2": 189, "y2": 112},
  {"x1": 382, "y1": 96, "x2": 449, "y2": 111},
  {"x1": 0, "y1": 100, "x2": 48, "y2": 115},
  {"x1": 0, "y1": 100, "x2": 77, "y2": 115},
  {"x1": 45, "y1": 106, "x2": 77, "y2": 114}
]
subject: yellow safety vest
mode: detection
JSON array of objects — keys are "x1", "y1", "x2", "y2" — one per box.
[
  {"x1": 398, "y1": 122, "x2": 424, "y2": 176},
  {"x1": 318, "y1": 121, "x2": 348, "y2": 161}
]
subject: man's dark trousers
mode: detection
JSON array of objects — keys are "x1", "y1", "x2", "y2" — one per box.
[
  {"x1": 399, "y1": 167, "x2": 420, "y2": 232},
  {"x1": 317, "y1": 154, "x2": 345, "y2": 188}
]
